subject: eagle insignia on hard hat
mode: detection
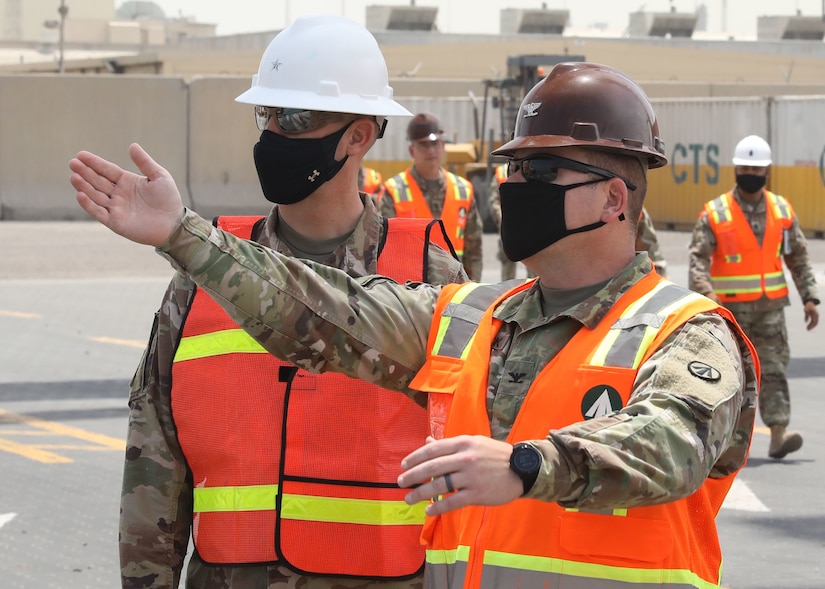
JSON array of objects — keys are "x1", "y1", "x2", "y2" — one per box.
[{"x1": 523, "y1": 102, "x2": 541, "y2": 118}]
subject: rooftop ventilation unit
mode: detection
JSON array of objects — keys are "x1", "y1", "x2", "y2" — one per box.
[
  {"x1": 500, "y1": 8, "x2": 569, "y2": 35},
  {"x1": 366, "y1": 6, "x2": 438, "y2": 31},
  {"x1": 628, "y1": 10, "x2": 698, "y2": 38},
  {"x1": 757, "y1": 16, "x2": 825, "y2": 41}
]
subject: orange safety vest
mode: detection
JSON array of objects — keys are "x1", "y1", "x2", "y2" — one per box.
[
  {"x1": 410, "y1": 272, "x2": 758, "y2": 589},
  {"x1": 384, "y1": 168, "x2": 474, "y2": 261},
  {"x1": 704, "y1": 189, "x2": 794, "y2": 303},
  {"x1": 361, "y1": 166, "x2": 384, "y2": 195},
  {"x1": 494, "y1": 164, "x2": 507, "y2": 185},
  {"x1": 171, "y1": 215, "x2": 453, "y2": 577}
]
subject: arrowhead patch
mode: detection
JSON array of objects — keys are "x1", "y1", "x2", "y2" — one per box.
[
  {"x1": 581, "y1": 385, "x2": 623, "y2": 420},
  {"x1": 688, "y1": 361, "x2": 722, "y2": 382}
]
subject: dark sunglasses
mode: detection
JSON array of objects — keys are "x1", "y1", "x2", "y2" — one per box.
[
  {"x1": 507, "y1": 154, "x2": 637, "y2": 191},
  {"x1": 254, "y1": 106, "x2": 388, "y2": 138}
]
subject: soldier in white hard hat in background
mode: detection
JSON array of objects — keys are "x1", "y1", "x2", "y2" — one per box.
[
  {"x1": 689, "y1": 134, "x2": 820, "y2": 459},
  {"x1": 116, "y1": 14, "x2": 466, "y2": 589}
]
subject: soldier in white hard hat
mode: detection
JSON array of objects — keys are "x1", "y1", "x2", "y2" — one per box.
[
  {"x1": 115, "y1": 14, "x2": 466, "y2": 589},
  {"x1": 689, "y1": 134, "x2": 820, "y2": 459}
]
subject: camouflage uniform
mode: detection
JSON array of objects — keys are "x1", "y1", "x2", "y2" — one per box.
[
  {"x1": 636, "y1": 207, "x2": 668, "y2": 278},
  {"x1": 380, "y1": 166, "x2": 484, "y2": 282},
  {"x1": 689, "y1": 188, "x2": 820, "y2": 427},
  {"x1": 154, "y1": 209, "x2": 758, "y2": 513},
  {"x1": 119, "y1": 196, "x2": 466, "y2": 589}
]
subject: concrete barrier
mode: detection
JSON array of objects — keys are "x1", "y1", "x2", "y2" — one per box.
[{"x1": 0, "y1": 75, "x2": 190, "y2": 220}]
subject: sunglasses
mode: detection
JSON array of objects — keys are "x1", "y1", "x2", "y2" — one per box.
[
  {"x1": 507, "y1": 154, "x2": 637, "y2": 191},
  {"x1": 254, "y1": 106, "x2": 388, "y2": 138}
]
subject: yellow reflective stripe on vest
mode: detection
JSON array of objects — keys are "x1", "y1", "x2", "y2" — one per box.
[
  {"x1": 426, "y1": 545, "x2": 470, "y2": 565},
  {"x1": 194, "y1": 486, "x2": 425, "y2": 526},
  {"x1": 387, "y1": 173, "x2": 414, "y2": 203},
  {"x1": 432, "y1": 283, "x2": 489, "y2": 360},
  {"x1": 706, "y1": 196, "x2": 731, "y2": 224},
  {"x1": 280, "y1": 494, "x2": 425, "y2": 526},
  {"x1": 711, "y1": 274, "x2": 763, "y2": 295},
  {"x1": 768, "y1": 192, "x2": 792, "y2": 220},
  {"x1": 174, "y1": 329, "x2": 266, "y2": 362},
  {"x1": 590, "y1": 282, "x2": 708, "y2": 369},
  {"x1": 193, "y1": 484, "x2": 278, "y2": 512},
  {"x1": 764, "y1": 270, "x2": 787, "y2": 292},
  {"x1": 480, "y1": 550, "x2": 721, "y2": 589}
]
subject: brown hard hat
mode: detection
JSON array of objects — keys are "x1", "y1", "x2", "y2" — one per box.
[
  {"x1": 407, "y1": 112, "x2": 444, "y2": 142},
  {"x1": 493, "y1": 62, "x2": 667, "y2": 169}
]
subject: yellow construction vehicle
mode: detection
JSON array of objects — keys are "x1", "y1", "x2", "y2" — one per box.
[{"x1": 445, "y1": 54, "x2": 584, "y2": 231}]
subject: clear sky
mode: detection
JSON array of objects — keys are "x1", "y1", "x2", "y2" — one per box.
[{"x1": 143, "y1": 0, "x2": 825, "y2": 37}]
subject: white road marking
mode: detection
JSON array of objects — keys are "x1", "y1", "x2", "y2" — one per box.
[
  {"x1": 721, "y1": 478, "x2": 769, "y2": 512},
  {"x1": 0, "y1": 513, "x2": 17, "y2": 529}
]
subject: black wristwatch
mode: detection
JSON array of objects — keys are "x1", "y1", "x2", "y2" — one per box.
[{"x1": 509, "y1": 442, "x2": 542, "y2": 496}]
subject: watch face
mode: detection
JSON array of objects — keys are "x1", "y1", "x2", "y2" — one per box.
[{"x1": 513, "y1": 444, "x2": 541, "y2": 473}]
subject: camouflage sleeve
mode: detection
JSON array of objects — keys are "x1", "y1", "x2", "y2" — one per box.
[
  {"x1": 784, "y1": 216, "x2": 821, "y2": 303},
  {"x1": 378, "y1": 188, "x2": 398, "y2": 218},
  {"x1": 120, "y1": 274, "x2": 194, "y2": 588},
  {"x1": 688, "y1": 211, "x2": 716, "y2": 296},
  {"x1": 157, "y1": 209, "x2": 438, "y2": 396},
  {"x1": 488, "y1": 176, "x2": 502, "y2": 228},
  {"x1": 461, "y1": 194, "x2": 484, "y2": 282},
  {"x1": 426, "y1": 241, "x2": 469, "y2": 284},
  {"x1": 529, "y1": 313, "x2": 756, "y2": 510},
  {"x1": 635, "y1": 208, "x2": 668, "y2": 278}
]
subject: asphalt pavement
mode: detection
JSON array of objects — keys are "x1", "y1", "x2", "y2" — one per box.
[{"x1": 1, "y1": 221, "x2": 824, "y2": 588}]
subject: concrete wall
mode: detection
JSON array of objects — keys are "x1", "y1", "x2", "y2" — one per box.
[
  {"x1": 2, "y1": 74, "x2": 824, "y2": 236},
  {"x1": 0, "y1": 75, "x2": 190, "y2": 220}
]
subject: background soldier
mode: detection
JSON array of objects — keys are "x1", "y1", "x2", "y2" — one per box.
[
  {"x1": 381, "y1": 112, "x2": 484, "y2": 280},
  {"x1": 689, "y1": 134, "x2": 820, "y2": 459}
]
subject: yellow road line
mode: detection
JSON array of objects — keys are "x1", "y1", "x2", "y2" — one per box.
[
  {"x1": 754, "y1": 426, "x2": 770, "y2": 435},
  {"x1": 88, "y1": 336, "x2": 146, "y2": 348},
  {"x1": 0, "y1": 310, "x2": 40, "y2": 319},
  {"x1": 0, "y1": 409, "x2": 125, "y2": 463},
  {"x1": 0, "y1": 436, "x2": 72, "y2": 463}
]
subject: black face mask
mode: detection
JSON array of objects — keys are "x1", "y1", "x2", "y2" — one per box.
[
  {"x1": 736, "y1": 173, "x2": 767, "y2": 194},
  {"x1": 499, "y1": 179, "x2": 617, "y2": 261},
  {"x1": 253, "y1": 122, "x2": 352, "y2": 205}
]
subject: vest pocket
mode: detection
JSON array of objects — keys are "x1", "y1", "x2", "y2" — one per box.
[{"x1": 559, "y1": 511, "x2": 672, "y2": 563}]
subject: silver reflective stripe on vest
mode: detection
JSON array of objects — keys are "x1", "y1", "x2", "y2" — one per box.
[
  {"x1": 477, "y1": 559, "x2": 718, "y2": 589},
  {"x1": 433, "y1": 281, "x2": 521, "y2": 359},
  {"x1": 592, "y1": 281, "x2": 709, "y2": 370}
]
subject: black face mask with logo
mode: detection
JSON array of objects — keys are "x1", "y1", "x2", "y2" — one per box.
[
  {"x1": 735, "y1": 173, "x2": 767, "y2": 194},
  {"x1": 499, "y1": 179, "x2": 612, "y2": 261},
  {"x1": 253, "y1": 122, "x2": 352, "y2": 205}
]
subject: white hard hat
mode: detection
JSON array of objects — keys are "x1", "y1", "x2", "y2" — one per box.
[
  {"x1": 235, "y1": 14, "x2": 411, "y2": 118},
  {"x1": 732, "y1": 135, "x2": 772, "y2": 167}
]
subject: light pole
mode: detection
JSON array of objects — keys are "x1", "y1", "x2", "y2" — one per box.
[{"x1": 57, "y1": 0, "x2": 68, "y2": 74}]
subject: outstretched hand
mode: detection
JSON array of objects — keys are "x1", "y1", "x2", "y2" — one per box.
[{"x1": 70, "y1": 143, "x2": 185, "y2": 247}]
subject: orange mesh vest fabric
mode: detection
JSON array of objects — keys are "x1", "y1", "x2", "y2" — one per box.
[
  {"x1": 385, "y1": 169, "x2": 474, "y2": 259},
  {"x1": 171, "y1": 216, "x2": 444, "y2": 578},
  {"x1": 411, "y1": 272, "x2": 757, "y2": 589},
  {"x1": 705, "y1": 190, "x2": 793, "y2": 302}
]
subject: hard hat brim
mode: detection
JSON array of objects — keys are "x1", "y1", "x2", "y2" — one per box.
[{"x1": 234, "y1": 86, "x2": 412, "y2": 118}]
